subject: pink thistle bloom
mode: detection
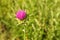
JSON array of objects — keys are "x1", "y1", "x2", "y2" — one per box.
[{"x1": 16, "y1": 10, "x2": 26, "y2": 20}]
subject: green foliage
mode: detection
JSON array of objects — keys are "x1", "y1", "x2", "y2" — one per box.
[{"x1": 0, "y1": 0, "x2": 60, "y2": 40}]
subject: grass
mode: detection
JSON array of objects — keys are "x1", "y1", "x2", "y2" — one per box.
[{"x1": 0, "y1": 0, "x2": 60, "y2": 40}]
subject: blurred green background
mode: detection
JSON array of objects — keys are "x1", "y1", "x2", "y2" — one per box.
[{"x1": 0, "y1": 0, "x2": 60, "y2": 40}]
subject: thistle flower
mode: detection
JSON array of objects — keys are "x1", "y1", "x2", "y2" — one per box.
[{"x1": 16, "y1": 10, "x2": 26, "y2": 20}]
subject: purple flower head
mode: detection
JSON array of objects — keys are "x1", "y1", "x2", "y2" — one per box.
[{"x1": 16, "y1": 10, "x2": 26, "y2": 20}]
